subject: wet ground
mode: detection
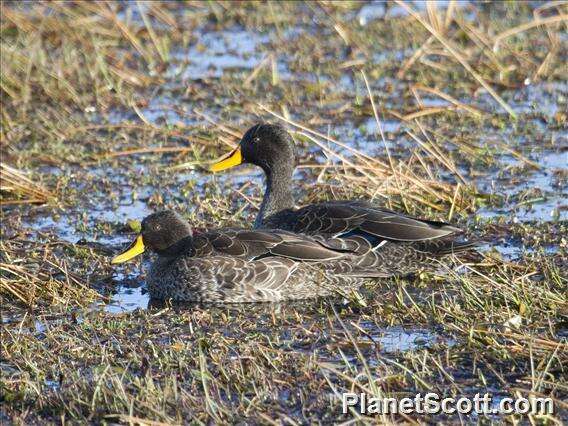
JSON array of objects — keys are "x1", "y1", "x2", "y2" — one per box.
[
  {"x1": 2, "y1": 1, "x2": 566, "y2": 423},
  {"x1": 14, "y1": 37, "x2": 567, "y2": 313}
]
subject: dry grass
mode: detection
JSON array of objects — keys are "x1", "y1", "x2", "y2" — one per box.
[
  {"x1": 0, "y1": 1, "x2": 566, "y2": 423},
  {"x1": 0, "y1": 164, "x2": 54, "y2": 206},
  {"x1": 0, "y1": 239, "x2": 102, "y2": 308},
  {"x1": 2, "y1": 253, "x2": 565, "y2": 423},
  {"x1": 2, "y1": 2, "x2": 565, "y2": 214}
]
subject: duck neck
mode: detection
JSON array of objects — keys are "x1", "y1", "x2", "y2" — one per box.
[
  {"x1": 256, "y1": 164, "x2": 295, "y2": 227},
  {"x1": 155, "y1": 235, "x2": 194, "y2": 258}
]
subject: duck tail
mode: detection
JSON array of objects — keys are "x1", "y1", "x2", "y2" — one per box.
[
  {"x1": 432, "y1": 239, "x2": 481, "y2": 256},
  {"x1": 416, "y1": 238, "x2": 481, "y2": 256}
]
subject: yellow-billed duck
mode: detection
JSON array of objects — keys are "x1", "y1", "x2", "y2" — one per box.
[
  {"x1": 209, "y1": 123, "x2": 477, "y2": 270},
  {"x1": 111, "y1": 210, "x2": 408, "y2": 302}
]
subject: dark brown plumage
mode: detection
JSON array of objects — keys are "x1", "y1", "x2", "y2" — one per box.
[
  {"x1": 210, "y1": 123, "x2": 478, "y2": 273},
  {"x1": 112, "y1": 210, "x2": 396, "y2": 302}
]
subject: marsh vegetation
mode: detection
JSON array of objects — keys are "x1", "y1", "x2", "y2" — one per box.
[{"x1": 1, "y1": 1, "x2": 567, "y2": 423}]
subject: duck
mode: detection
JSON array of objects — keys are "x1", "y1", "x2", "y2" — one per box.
[
  {"x1": 111, "y1": 210, "x2": 399, "y2": 302},
  {"x1": 209, "y1": 123, "x2": 477, "y2": 270}
]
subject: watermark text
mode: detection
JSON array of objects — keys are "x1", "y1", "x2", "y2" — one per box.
[{"x1": 342, "y1": 392, "x2": 553, "y2": 415}]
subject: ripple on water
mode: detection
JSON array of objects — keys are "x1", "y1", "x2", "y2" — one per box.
[
  {"x1": 361, "y1": 324, "x2": 449, "y2": 354},
  {"x1": 168, "y1": 28, "x2": 271, "y2": 80},
  {"x1": 475, "y1": 147, "x2": 567, "y2": 224},
  {"x1": 104, "y1": 285, "x2": 149, "y2": 314}
]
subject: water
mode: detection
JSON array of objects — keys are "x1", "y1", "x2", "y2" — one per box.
[
  {"x1": 168, "y1": 28, "x2": 271, "y2": 80},
  {"x1": 22, "y1": 178, "x2": 153, "y2": 245},
  {"x1": 353, "y1": 324, "x2": 449, "y2": 354},
  {"x1": 475, "y1": 147, "x2": 567, "y2": 224},
  {"x1": 3, "y1": 2, "x2": 566, "y2": 345},
  {"x1": 104, "y1": 285, "x2": 149, "y2": 313},
  {"x1": 356, "y1": 1, "x2": 473, "y2": 25}
]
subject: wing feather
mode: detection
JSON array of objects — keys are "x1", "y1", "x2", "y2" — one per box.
[
  {"x1": 264, "y1": 201, "x2": 460, "y2": 242},
  {"x1": 195, "y1": 228, "x2": 352, "y2": 262}
]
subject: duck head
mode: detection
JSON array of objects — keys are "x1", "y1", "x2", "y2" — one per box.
[
  {"x1": 209, "y1": 123, "x2": 296, "y2": 175},
  {"x1": 111, "y1": 210, "x2": 192, "y2": 264}
]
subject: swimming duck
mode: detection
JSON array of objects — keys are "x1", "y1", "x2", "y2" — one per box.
[
  {"x1": 209, "y1": 123, "x2": 477, "y2": 266},
  {"x1": 111, "y1": 210, "x2": 398, "y2": 302}
]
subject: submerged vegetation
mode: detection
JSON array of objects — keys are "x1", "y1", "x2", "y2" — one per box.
[{"x1": 1, "y1": 1, "x2": 567, "y2": 423}]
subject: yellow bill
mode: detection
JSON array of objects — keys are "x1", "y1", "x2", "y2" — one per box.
[
  {"x1": 209, "y1": 147, "x2": 242, "y2": 172},
  {"x1": 111, "y1": 235, "x2": 145, "y2": 264}
]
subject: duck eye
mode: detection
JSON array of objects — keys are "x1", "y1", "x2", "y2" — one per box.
[
  {"x1": 155, "y1": 224, "x2": 161, "y2": 231},
  {"x1": 253, "y1": 137, "x2": 260, "y2": 144}
]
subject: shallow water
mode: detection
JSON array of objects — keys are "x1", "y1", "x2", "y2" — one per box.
[
  {"x1": 104, "y1": 285, "x2": 148, "y2": 313},
  {"x1": 3, "y1": 2, "x2": 566, "y2": 355},
  {"x1": 169, "y1": 29, "x2": 271, "y2": 80}
]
